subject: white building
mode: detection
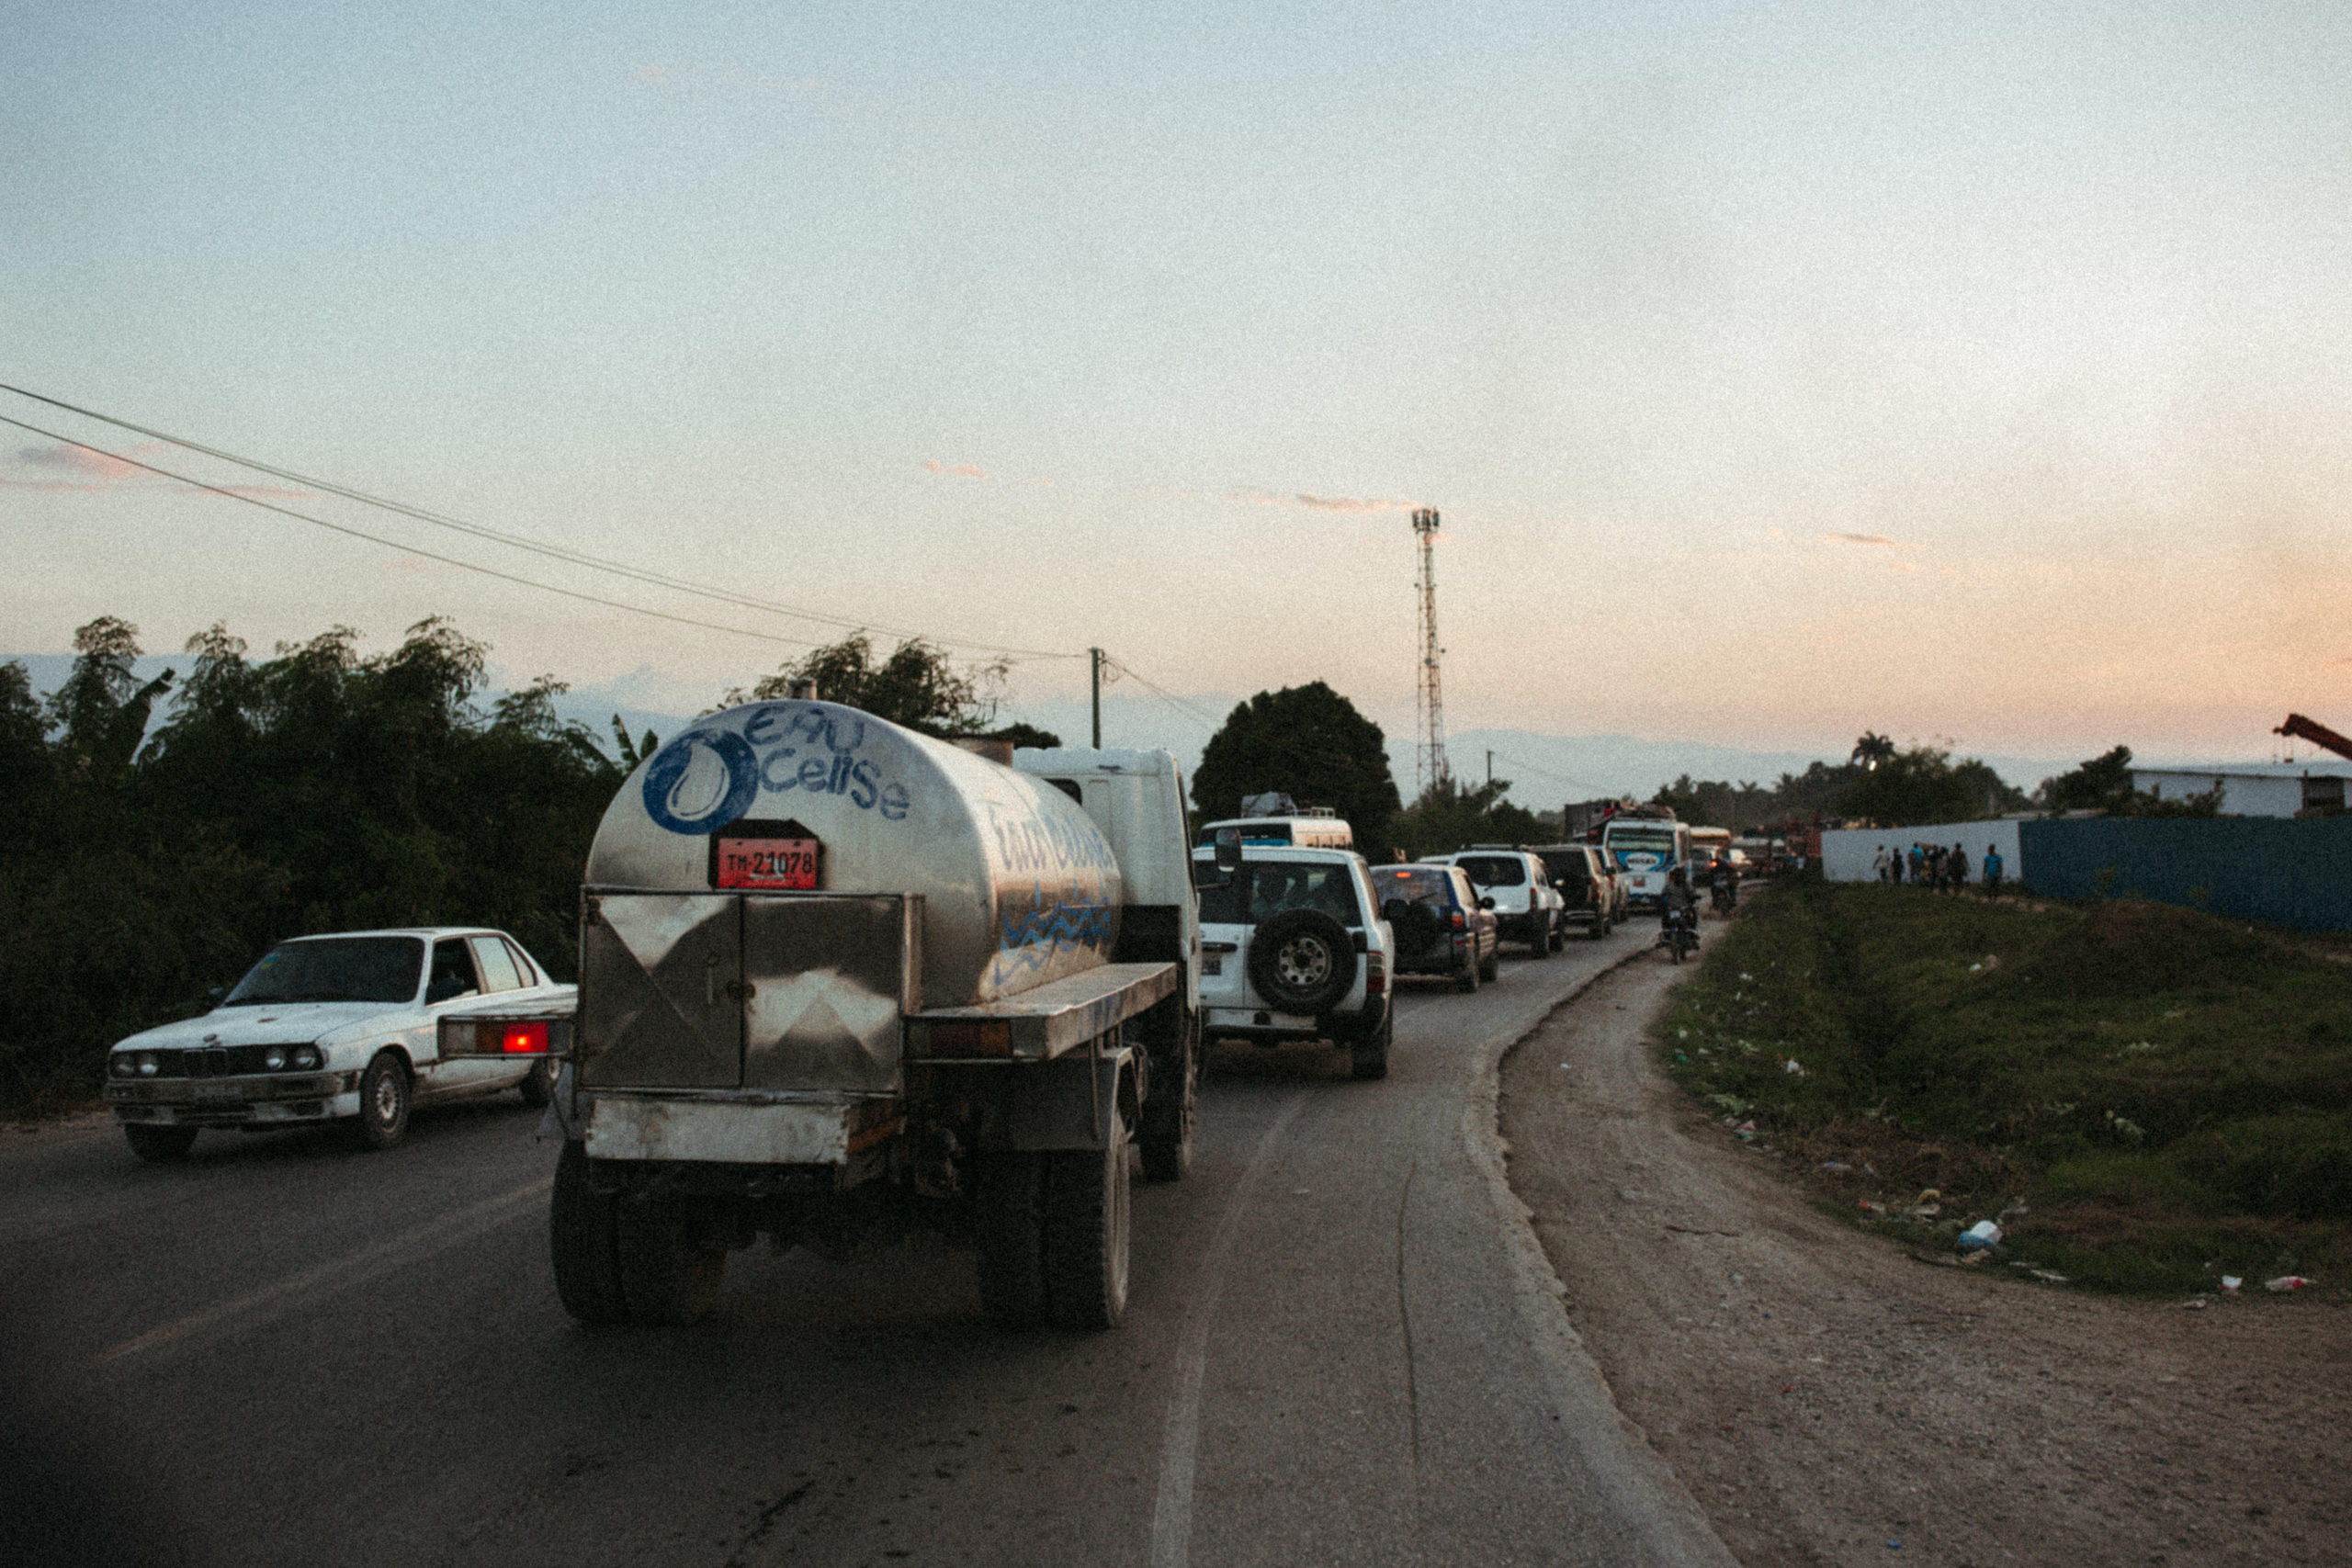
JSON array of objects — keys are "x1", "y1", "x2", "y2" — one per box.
[{"x1": 2131, "y1": 763, "x2": 2352, "y2": 818}]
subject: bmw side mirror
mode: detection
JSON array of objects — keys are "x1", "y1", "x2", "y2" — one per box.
[
  {"x1": 1479, "y1": 895, "x2": 1497, "y2": 910},
  {"x1": 207, "y1": 986, "x2": 226, "y2": 1006},
  {"x1": 1213, "y1": 828, "x2": 1243, "y2": 874}
]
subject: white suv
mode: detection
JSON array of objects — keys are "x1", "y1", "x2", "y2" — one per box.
[
  {"x1": 1430, "y1": 847, "x2": 1565, "y2": 957},
  {"x1": 1190, "y1": 843, "x2": 1396, "y2": 1079}
]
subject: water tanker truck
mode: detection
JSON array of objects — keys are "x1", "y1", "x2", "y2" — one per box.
[{"x1": 445, "y1": 700, "x2": 1206, "y2": 1330}]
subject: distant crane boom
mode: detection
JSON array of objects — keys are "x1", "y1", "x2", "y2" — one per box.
[{"x1": 2274, "y1": 713, "x2": 2352, "y2": 762}]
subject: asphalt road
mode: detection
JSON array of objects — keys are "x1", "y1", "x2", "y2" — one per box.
[{"x1": 3, "y1": 925, "x2": 1732, "y2": 1568}]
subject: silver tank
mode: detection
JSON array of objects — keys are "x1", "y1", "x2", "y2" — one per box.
[{"x1": 586, "y1": 700, "x2": 1121, "y2": 1009}]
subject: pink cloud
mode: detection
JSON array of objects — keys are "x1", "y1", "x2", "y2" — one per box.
[
  {"x1": 921, "y1": 458, "x2": 988, "y2": 479},
  {"x1": 1228, "y1": 488, "x2": 1413, "y2": 513},
  {"x1": 1825, "y1": 531, "x2": 1911, "y2": 548},
  {"x1": 4, "y1": 443, "x2": 311, "y2": 500},
  {"x1": 15, "y1": 442, "x2": 154, "y2": 482}
]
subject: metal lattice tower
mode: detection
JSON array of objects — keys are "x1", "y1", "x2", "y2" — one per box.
[{"x1": 1412, "y1": 507, "x2": 1449, "y2": 795}]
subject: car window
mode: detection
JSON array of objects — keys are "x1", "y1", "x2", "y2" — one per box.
[
  {"x1": 469, "y1": 935, "x2": 524, "y2": 992},
  {"x1": 503, "y1": 938, "x2": 540, "y2": 987},
  {"x1": 1198, "y1": 861, "x2": 1363, "y2": 925},
  {"x1": 1537, "y1": 852, "x2": 1588, "y2": 882},
  {"x1": 426, "y1": 939, "x2": 481, "y2": 1004},
  {"x1": 1368, "y1": 866, "x2": 1457, "y2": 907},
  {"x1": 1453, "y1": 854, "x2": 1527, "y2": 887},
  {"x1": 224, "y1": 936, "x2": 425, "y2": 1007}
]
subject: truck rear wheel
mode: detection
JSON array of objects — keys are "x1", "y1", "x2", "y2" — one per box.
[
  {"x1": 614, "y1": 1191, "x2": 727, "y2": 1325},
  {"x1": 1138, "y1": 1006, "x2": 1198, "y2": 1183},
  {"x1": 976, "y1": 1152, "x2": 1049, "y2": 1329},
  {"x1": 1045, "y1": 1111, "x2": 1131, "y2": 1330},
  {"x1": 550, "y1": 1140, "x2": 631, "y2": 1325}
]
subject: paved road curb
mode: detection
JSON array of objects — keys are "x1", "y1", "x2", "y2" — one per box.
[{"x1": 1463, "y1": 943, "x2": 1741, "y2": 1568}]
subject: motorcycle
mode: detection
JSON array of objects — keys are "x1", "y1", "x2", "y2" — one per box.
[
  {"x1": 1709, "y1": 879, "x2": 1735, "y2": 914},
  {"x1": 1657, "y1": 904, "x2": 1700, "y2": 964}
]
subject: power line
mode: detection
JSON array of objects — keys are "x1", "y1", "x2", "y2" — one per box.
[
  {"x1": 1484, "y1": 750, "x2": 1611, "y2": 798},
  {"x1": 4, "y1": 385, "x2": 1256, "y2": 736},
  {"x1": 1100, "y1": 654, "x2": 1222, "y2": 728},
  {"x1": 0, "y1": 381, "x2": 1080, "y2": 662},
  {"x1": 0, "y1": 412, "x2": 849, "y2": 651}
]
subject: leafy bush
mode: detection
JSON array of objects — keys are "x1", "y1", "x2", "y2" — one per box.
[{"x1": 0, "y1": 618, "x2": 628, "y2": 1112}]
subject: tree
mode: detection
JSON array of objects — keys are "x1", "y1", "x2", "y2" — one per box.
[
  {"x1": 1192, "y1": 682, "x2": 1401, "y2": 854},
  {"x1": 47, "y1": 616, "x2": 174, "y2": 784},
  {"x1": 1838, "y1": 744, "x2": 2022, "y2": 827},
  {"x1": 728, "y1": 633, "x2": 997, "y2": 735},
  {"x1": 1389, "y1": 775, "x2": 1542, "y2": 859},
  {"x1": 1849, "y1": 731, "x2": 1897, "y2": 771},
  {"x1": 2039, "y1": 745, "x2": 2136, "y2": 814}
]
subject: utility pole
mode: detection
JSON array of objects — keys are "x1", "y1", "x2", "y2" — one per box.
[
  {"x1": 1089, "y1": 647, "x2": 1103, "y2": 749},
  {"x1": 1487, "y1": 750, "x2": 1494, "y2": 789},
  {"x1": 1412, "y1": 508, "x2": 1449, "y2": 796}
]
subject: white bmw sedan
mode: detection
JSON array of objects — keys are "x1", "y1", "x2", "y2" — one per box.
[{"x1": 103, "y1": 927, "x2": 574, "y2": 1162}]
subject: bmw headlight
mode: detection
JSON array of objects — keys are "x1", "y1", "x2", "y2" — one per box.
[
  {"x1": 136, "y1": 1052, "x2": 159, "y2": 1077},
  {"x1": 290, "y1": 1044, "x2": 322, "y2": 1070},
  {"x1": 264, "y1": 1046, "x2": 288, "y2": 1071},
  {"x1": 110, "y1": 1054, "x2": 136, "y2": 1077}
]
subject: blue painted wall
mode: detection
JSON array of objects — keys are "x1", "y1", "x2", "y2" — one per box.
[{"x1": 2018, "y1": 817, "x2": 2352, "y2": 932}]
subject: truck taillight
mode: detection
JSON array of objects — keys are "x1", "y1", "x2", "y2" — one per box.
[
  {"x1": 1449, "y1": 908, "x2": 1465, "y2": 931},
  {"x1": 502, "y1": 1022, "x2": 548, "y2": 1054},
  {"x1": 1366, "y1": 953, "x2": 1386, "y2": 995}
]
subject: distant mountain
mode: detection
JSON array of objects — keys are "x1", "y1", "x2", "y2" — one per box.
[{"x1": 0, "y1": 653, "x2": 2222, "y2": 804}]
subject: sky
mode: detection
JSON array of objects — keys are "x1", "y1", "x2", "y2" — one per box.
[{"x1": 6, "y1": 1, "x2": 2349, "y2": 784}]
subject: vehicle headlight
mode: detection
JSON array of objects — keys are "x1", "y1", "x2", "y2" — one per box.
[
  {"x1": 110, "y1": 1054, "x2": 137, "y2": 1077},
  {"x1": 264, "y1": 1046, "x2": 288, "y2": 1071},
  {"x1": 290, "y1": 1044, "x2": 322, "y2": 1070},
  {"x1": 136, "y1": 1052, "x2": 159, "y2": 1077}
]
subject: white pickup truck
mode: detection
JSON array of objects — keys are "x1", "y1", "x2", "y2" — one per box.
[{"x1": 103, "y1": 928, "x2": 573, "y2": 1161}]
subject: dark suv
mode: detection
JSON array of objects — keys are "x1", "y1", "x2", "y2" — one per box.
[
  {"x1": 1534, "y1": 844, "x2": 1614, "y2": 941},
  {"x1": 1365, "y1": 863, "x2": 1500, "y2": 992}
]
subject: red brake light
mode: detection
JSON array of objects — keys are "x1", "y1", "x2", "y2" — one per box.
[
  {"x1": 502, "y1": 1022, "x2": 548, "y2": 1054},
  {"x1": 1449, "y1": 908, "x2": 1466, "y2": 931}
]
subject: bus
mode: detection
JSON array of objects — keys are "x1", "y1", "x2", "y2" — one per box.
[
  {"x1": 1689, "y1": 827, "x2": 1731, "y2": 868},
  {"x1": 1601, "y1": 816, "x2": 1692, "y2": 912},
  {"x1": 1195, "y1": 810, "x2": 1354, "y2": 850}
]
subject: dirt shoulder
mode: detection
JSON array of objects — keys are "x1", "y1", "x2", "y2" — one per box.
[{"x1": 1501, "y1": 952, "x2": 2352, "y2": 1568}]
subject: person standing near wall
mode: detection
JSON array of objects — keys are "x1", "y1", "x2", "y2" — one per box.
[
  {"x1": 1949, "y1": 840, "x2": 1968, "y2": 892},
  {"x1": 1873, "y1": 845, "x2": 1891, "y2": 882},
  {"x1": 1983, "y1": 842, "x2": 2004, "y2": 897}
]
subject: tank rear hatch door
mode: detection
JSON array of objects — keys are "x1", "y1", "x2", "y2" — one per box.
[
  {"x1": 580, "y1": 888, "x2": 920, "y2": 1094},
  {"x1": 581, "y1": 892, "x2": 741, "y2": 1088}
]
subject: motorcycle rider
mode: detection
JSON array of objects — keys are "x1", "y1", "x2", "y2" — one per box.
[
  {"x1": 1708, "y1": 854, "x2": 1736, "y2": 911},
  {"x1": 1660, "y1": 865, "x2": 1699, "y2": 942}
]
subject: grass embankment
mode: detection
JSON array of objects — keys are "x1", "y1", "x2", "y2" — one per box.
[{"x1": 1665, "y1": 881, "x2": 2352, "y2": 1294}]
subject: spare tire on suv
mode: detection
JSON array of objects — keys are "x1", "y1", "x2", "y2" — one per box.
[{"x1": 1246, "y1": 908, "x2": 1357, "y2": 1015}]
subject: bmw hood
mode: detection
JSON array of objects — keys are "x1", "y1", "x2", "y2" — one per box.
[{"x1": 113, "y1": 1001, "x2": 414, "y2": 1052}]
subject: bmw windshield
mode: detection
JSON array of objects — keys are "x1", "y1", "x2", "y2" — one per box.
[{"x1": 223, "y1": 937, "x2": 425, "y2": 1007}]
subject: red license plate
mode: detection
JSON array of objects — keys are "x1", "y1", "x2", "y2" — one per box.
[{"x1": 716, "y1": 837, "x2": 820, "y2": 890}]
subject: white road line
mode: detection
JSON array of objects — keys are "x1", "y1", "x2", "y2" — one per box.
[
  {"x1": 93, "y1": 1175, "x2": 552, "y2": 1369},
  {"x1": 1148, "y1": 1091, "x2": 1307, "y2": 1568}
]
